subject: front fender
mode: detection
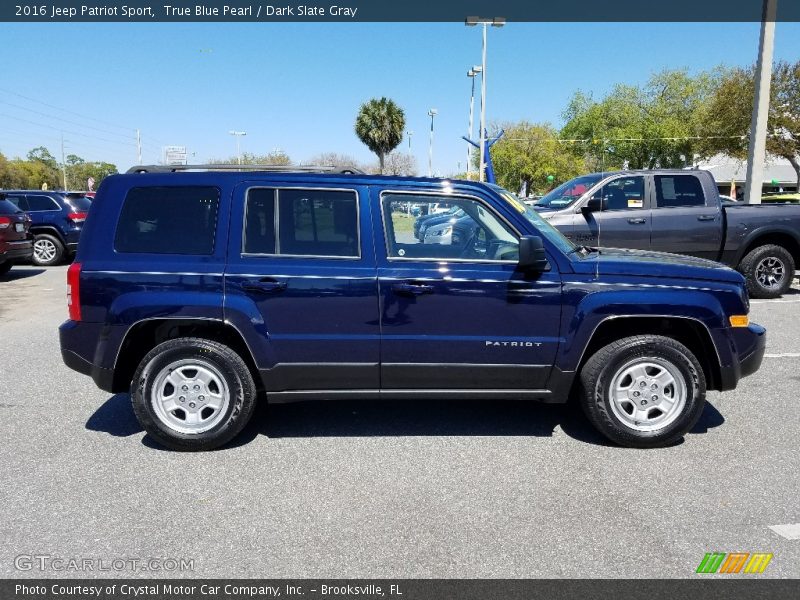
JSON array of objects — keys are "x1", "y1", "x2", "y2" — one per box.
[{"x1": 558, "y1": 277, "x2": 740, "y2": 372}]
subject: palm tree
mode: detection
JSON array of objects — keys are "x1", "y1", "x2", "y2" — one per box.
[{"x1": 355, "y1": 98, "x2": 406, "y2": 174}]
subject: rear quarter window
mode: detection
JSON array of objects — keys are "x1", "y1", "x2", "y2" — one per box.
[
  {"x1": 0, "y1": 199, "x2": 22, "y2": 215},
  {"x1": 114, "y1": 186, "x2": 220, "y2": 255}
]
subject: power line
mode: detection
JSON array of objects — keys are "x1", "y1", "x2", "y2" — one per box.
[
  {"x1": 0, "y1": 99, "x2": 137, "y2": 141},
  {"x1": 0, "y1": 112, "x2": 138, "y2": 148},
  {"x1": 0, "y1": 86, "x2": 134, "y2": 133}
]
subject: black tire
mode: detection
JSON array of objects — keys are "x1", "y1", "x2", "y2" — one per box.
[
  {"x1": 0, "y1": 262, "x2": 12, "y2": 275},
  {"x1": 738, "y1": 244, "x2": 795, "y2": 299},
  {"x1": 579, "y1": 335, "x2": 706, "y2": 448},
  {"x1": 31, "y1": 233, "x2": 65, "y2": 266},
  {"x1": 131, "y1": 337, "x2": 257, "y2": 451}
]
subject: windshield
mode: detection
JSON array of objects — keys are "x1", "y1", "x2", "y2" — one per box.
[
  {"x1": 535, "y1": 174, "x2": 604, "y2": 209},
  {"x1": 492, "y1": 186, "x2": 577, "y2": 255}
]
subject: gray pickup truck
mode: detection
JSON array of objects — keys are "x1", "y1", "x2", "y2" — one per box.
[{"x1": 535, "y1": 169, "x2": 800, "y2": 298}]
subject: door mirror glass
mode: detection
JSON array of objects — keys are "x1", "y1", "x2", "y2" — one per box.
[
  {"x1": 518, "y1": 235, "x2": 548, "y2": 271},
  {"x1": 583, "y1": 195, "x2": 607, "y2": 212}
]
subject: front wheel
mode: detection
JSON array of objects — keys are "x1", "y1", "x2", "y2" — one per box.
[
  {"x1": 579, "y1": 335, "x2": 706, "y2": 448},
  {"x1": 131, "y1": 338, "x2": 257, "y2": 451}
]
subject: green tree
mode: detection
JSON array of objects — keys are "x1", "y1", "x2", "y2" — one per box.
[
  {"x1": 355, "y1": 97, "x2": 405, "y2": 174},
  {"x1": 489, "y1": 122, "x2": 586, "y2": 193},
  {"x1": 208, "y1": 150, "x2": 292, "y2": 166},
  {"x1": 699, "y1": 60, "x2": 800, "y2": 188},
  {"x1": 561, "y1": 69, "x2": 720, "y2": 170}
]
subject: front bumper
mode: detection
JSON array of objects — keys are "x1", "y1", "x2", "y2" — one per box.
[{"x1": 717, "y1": 323, "x2": 766, "y2": 391}]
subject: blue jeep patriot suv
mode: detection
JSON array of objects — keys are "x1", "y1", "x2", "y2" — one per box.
[{"x1": 59, "y1": 165, "x2": 766, "y2": 451}]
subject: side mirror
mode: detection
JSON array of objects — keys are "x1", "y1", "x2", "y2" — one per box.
[
  {"x1": 518, "y1": 235, "x2": 549, "y2": 272},
  {"x1": 582, "y1": 195, "x2": 607, "y2": 213}
]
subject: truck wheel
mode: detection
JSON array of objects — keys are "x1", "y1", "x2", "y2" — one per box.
[
  {"x1": 32, "y1": 233, "x2": 64, "y2": 266},
  {"x1": 739, "y1": 244, "x2": 795, "y2": 299},
  {"x1": 579, "y1": 335, "x2": 706, "y2": 448},
  {"x1": 131, "y1": 337, "x2": 257, "y2": 451}
]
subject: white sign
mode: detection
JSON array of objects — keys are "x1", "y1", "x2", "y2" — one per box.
[{"x1": 163, "y1": 146, "x2": 188, "y2": 165}]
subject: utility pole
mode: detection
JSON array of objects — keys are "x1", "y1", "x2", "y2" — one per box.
[
  {"x1": 60, "y1": 133, "x2": 68, "y2": 190},
  {"x1": 136, "y1": 129, "x2": 142, "y2": 165},
  {"x1": 744, "y1": 0, "x2": 778, "y2": 205},
  {"x1": 427, "y1": 109, "x2": 438, "y2": 177}
]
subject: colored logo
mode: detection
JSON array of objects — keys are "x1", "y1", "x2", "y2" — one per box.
[{"x1": 696, "y1": 552, "x2": 773, "y2": 574}]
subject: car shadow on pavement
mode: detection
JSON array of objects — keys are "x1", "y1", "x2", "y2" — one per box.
[
  {"x1": 0, "y1": 268, "x2": 45, "y2": 281},
  {"x1": 85, "y1": 393, "x2": 142, "y2": 437},
  {"x1": 85, "y1": 394, "x2": 726, "y2": 451}
]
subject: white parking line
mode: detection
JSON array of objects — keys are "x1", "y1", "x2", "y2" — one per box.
[
  {"x1": 764, "y1": 353, "x2": 800, "y2": 358},
  {"x1": 769, "y1": 523, "x2": 800, "y2": 540},
  {"x1": 751, "y1": 298, "x2": 800, "y2": 303}
]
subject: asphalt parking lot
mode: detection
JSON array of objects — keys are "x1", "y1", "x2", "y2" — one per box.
[{"x1": 0, "y1": 265, "x2": 798, "y2": 579}]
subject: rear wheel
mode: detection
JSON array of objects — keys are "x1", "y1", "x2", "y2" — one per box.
[
  {"x1": 579, "y1": 335, "x2": 706, "y2": 448},
  {"x1": 32, "y1": 233, "x2": 64, "y2": 266},
  {"x1": 739, "y1": 244, "x2": 794, "y2": 299},
  {"x1": 0, "y1": 262, "x2": 11, "y2": 275},
  {"x1": 131, "y1": 338, "x2": 257, "y2": 451}
]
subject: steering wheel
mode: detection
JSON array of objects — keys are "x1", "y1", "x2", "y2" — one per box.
[{"x1": 458, "y1": 227, "x2": 482, "y2": 259}]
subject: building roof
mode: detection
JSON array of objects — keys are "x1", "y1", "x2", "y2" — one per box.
[{"x1": 694, "y1": 153, "x2": 797, "y2": 184}]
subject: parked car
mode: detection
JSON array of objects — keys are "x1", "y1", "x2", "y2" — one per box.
[
  {"x1": 0, "y1": 199, "x2": 33, "y2": 275},
  {"x1": 0, "y1": 191, "x2": 91, "y2": 266},
  {"x1": 535, "y1": 170, "x2": 800, "y2": 298},
  {"x1": 60, "y1": 165, "x2": 765, "y2": 451},
  {"x1": 415, "y1": 207, "x2": 465, "y2": 240},
  {"x1": 423, "y1": 213, "x2": 478, "y2": 247}
]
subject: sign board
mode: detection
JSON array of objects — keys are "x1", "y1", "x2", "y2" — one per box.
[{"x1": 163, "y1": 145, "x2": 188, "y2": 165}]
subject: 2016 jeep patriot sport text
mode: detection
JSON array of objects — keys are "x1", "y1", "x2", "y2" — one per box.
[{"x1": 59, "y1": 166, "x2": 766, "y2": 451}]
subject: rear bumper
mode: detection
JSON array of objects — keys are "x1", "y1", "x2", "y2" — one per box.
[
  {"x1": 717, "y1": 323, "x2": 766, "y2": 391},
  {"x1": 59, "y1": 320, "x2": 116, "y2": 393},
  {"x1": 1, "y1": 240, "x2": 33, "y2": 262}
]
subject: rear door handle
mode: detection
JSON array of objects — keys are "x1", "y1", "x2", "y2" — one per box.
[
  {"x1": 392, "y1": 281, "x2": 434, "y2": 296},
  {"x1": 242, "y1": 278, "x2": 288, "y2": 294},
  {"x1": 627, "y1": 218, "x2": 647, "y2": 224},
  {"x1": 697, "y1": 215, "x2": 717, "y2": 221}
]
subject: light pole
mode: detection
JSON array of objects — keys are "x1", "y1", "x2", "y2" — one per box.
[
  {"x1": 427, "y1": 109, "x2": 438, "y2": 177},
  {"x1": 466, "y1": 66, "x2": 482, "y2": 179},
  {"x1": 407, "y1": 130, "x2": 414, "y2": 151},
  {"x1": 744, "y1": 0, "x2": 778, "y2": 204},
  {"x1": 466, "y1": 16, "x2": 505, "y2": 182},
  {"x1": 228, "y1": 130, "x2": 246, "y2": 165}
]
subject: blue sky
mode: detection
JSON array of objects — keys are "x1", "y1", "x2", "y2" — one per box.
[{"x1": 1, "y1": 21, "x2": 799, "y2": 176}]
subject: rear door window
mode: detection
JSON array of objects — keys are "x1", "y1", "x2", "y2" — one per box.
[
  {"x1": 26, "y1": 195, "x2": 60, "y2": 211},
  {"x1": 654, "y1": 175, "x2": 706, "y2": 208},
  {"x1": 114, "y1": 186, "x2": 220, "y2": 254},
  {"x1": 1, "y1": 195, "x2": 28, "y2": 211},
  {"x1": 242, "y1": 187, "x2": 359, "y2": 258}
]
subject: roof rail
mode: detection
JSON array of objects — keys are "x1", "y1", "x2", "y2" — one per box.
[{"x1": 126, "y1": 164, "x2": 365, "y2": 175}]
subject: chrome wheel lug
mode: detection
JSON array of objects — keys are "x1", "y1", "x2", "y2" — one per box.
[
  {"x1": 181, "y1": 385, "x2": 188, "y2": 391},
  {"x1": 189, "y1": 402, "x2": 196, "y2": 408},
  {"x1": 651, "y1": 395, "x2": 658, "y2": 402},
  {"x1": 179, "y1": 396, "x2": 185, "y2": 402}
]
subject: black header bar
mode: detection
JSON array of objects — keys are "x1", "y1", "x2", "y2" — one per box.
[{"x1": 3, "y1": 0, "x2": 800, "y2": 23}]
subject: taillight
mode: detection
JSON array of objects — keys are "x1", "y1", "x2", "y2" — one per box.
[
  {"x1": 67, "y1": 262, "x2": 82, "y2": 321},
  {"x1": 68, "y1": 212, "x2": 88, "y2": 224},
  {"x1": 0, "y1": 216, "x2": 10, "y2": 229}
]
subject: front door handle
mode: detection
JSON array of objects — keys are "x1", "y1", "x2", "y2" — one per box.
[
  {"x1": 392, "y1": 281, "x2": 434, "y2": 296},
  {"x1": 627, "y1": 217, "x2": 647, "y2": 224},
  {"x1": 242, "y1": 278, "x2": 288, "y2": 294},
  {"x1": 697, "y1": 215, "x2": 717, "y2": 221}
]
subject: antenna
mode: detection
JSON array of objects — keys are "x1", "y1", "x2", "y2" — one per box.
[{"x1": 596, "y1": 136, "x2": 604, "y2": 281}]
